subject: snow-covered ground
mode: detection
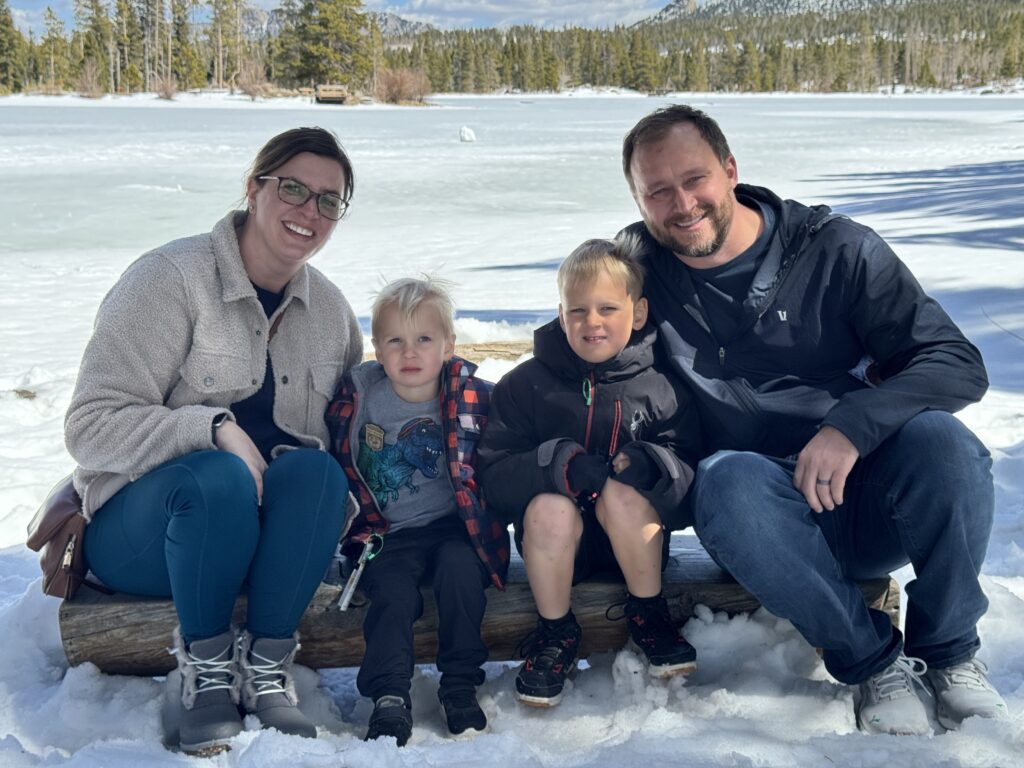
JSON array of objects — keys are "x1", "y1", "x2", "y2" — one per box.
[{"x1": 0, "y1": 92, "x2": 1022, "y2": 766}]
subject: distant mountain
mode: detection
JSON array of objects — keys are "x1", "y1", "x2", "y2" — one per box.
[
  {"x1": 371, "y1": 11, "x2": 434, "y2": 37},
  {"x1": 645, "y1": 0, "x2": 907, "y2": 24}
]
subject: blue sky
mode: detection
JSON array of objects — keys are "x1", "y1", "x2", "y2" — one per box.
[{"x1": 10, "y1": 1, "x2": 671, "y2": 37}]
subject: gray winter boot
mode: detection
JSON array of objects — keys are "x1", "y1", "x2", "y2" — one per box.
[
  {"x1": 171, "y1": 627, "x2": 243, "y2": 756},
  {"x1": 239, "y1": 631, "x2": 317, "y2": 738}
]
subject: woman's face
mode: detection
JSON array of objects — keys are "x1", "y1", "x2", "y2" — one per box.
[{"x1": 244, "y1": 151, "x2": 347, "y2": 282}]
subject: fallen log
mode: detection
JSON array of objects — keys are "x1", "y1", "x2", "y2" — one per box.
[{"x1": 59, "y1": 535, "x2": 899, "y2": 676}]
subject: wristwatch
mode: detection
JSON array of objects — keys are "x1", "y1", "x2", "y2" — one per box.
[{"x1": 211, "y1": 412, "x2": 230, "y2": 445}]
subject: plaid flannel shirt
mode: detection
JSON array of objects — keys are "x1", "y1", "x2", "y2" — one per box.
[{"x1": 326, "y1": 356, "x2": 509, "y2": 589}]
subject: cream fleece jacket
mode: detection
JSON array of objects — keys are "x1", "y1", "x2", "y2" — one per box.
[{"x1": 65, "y1": 211, "x2": 363, "y2": 518}]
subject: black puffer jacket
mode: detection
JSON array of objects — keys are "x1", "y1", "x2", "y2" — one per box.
[
  {"x1": 623, "y1": 183, "x2": 988, "y2": 459},
  {"x1": 477, "y1": 319, "x2": 702, "y2": 531}
]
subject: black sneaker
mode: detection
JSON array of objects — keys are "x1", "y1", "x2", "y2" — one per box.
[
  {"x1": 439, "y1": 688, "x2": 488, "y2": 737},
  {"x1": 365, "y1": 695, "x2": 413, "y2": 747},
  {"x1": 514, "y1": 615, "x2": 583, "y2": 707},
  {"x1": 624, "y1": 593, "x2": 697, "y2": 678}
]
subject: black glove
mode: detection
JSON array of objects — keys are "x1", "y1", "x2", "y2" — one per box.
[
  {"x1": 567, "y1": 453, "x2": 610, "y2": 498},
  {"x1": 612, "y1": 443, "x2": 659, "y2": 491}
]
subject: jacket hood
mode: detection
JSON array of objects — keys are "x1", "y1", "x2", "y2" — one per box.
[{"x1": 532, "y1": 317, "x2": 658, "y2": 383}]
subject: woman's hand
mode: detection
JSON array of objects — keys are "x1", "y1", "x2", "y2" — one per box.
[{"x1": 214, "y1": 421, "x2": 267, "y2": 502}]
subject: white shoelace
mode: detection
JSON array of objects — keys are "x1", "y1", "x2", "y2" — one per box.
[
  {"x1": 243, "y1": 650, "x2": 288, "y2": 698},
  {"x1": 871, "y1": 655, "x2": 929, "y2": 700},
  {"x1": 936, "y1": 659, "x2": 993, "y2": 691},
  {"x1": 187, "y1": 648, "x2": 237, "y2": 694}
]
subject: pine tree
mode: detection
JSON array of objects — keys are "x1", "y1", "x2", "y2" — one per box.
[
  {"x1": 628, "y1": 29, "x2": 660, "y2": 92},
  {"x1": 73, "y1": 0, "x2": 114, "y2": 93},
  {"x1": 687, "y1": 39, "x2": 709, "y2": 91},
  {"x1": 41, "y1": 7, "x2": 71, "y2": 91},
  {"x1": 269, "y1": 0, "x2": 302, "y2": 86},
  {"x1": 0, "y1": 0, "x2": 26, "y2": 93},
  {"x1": 453, "y1": 30, "x2": 474, "y2": 92},
  {"x1": 294, "y1": 0, "x2": 371, "y2": 89},
  {"x1": 139, "y1": 0, "x2": 167, "y2": 91},
  {"x1": 171, "y1": 0, "x2": 204, "y2": 89},
  {"x1": 536, "y1": 32, "x2": 559, "y2": 91},
  {"x1": 473, "y1": 41, "x2": 499, "y2": 91},
  {"x1": 736, "y1": 38, "x2": 761, "y2": 91},
  {"x1": 112, "y1": 0, "x2": 143, "y2": 92}
]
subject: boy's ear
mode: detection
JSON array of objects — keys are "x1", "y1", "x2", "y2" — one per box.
[
  {"x1": 557, "y1": 303, "x2": 566, "y2": 331},
  {"x1": 632, "y1": 297, "x2": 649, "y2": 330},
  {"x1": 371, "y1": 338, "x2": 382, "y2": 363},
  {"x1": 444, "y1": 334, "x2": 456, "y2": 360}
]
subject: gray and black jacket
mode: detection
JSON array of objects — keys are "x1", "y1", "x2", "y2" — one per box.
[
  {"x1": 622, "y1": 183, "x2": 988, "y2": 459},
  {"x1": 478, "y1": 319, "x2": 702, "y2": 531}
]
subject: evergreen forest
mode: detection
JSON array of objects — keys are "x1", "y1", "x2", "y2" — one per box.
[{"x1": 0, "y1": 0, "x2": 1022, "y2": 99}]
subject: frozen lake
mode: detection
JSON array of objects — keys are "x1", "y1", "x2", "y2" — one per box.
[{"x1": 2, "y1": 92, "x2": 1023, "y2": 340}]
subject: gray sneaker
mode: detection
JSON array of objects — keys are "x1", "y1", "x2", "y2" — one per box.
[
  {"x1": 239, "y1": 632, "x2": 317, "y2": 739},
  {"x1": 926, "y1": 658, "x2": 1008, "y2": 730},
  {"x1": 855, "y1": 654, "x2": 931, "y2": 735}
]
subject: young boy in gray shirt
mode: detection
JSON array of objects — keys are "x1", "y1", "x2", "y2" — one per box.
[{"x1": 326, "y1": 277, "x2": 509, "y2": 745}]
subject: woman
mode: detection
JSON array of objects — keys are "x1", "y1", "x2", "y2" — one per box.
[{"x1": 64, "y1": 127, "x2": 362, "y2": 755}]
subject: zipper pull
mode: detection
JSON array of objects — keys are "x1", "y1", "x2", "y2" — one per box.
[
  {"x1": 582, "y1": 376, "x2": 593, "y2": 406},
  {"x1": 719, "y1": 346, "x2": 726, "y2": 367},
  {"x1": 62, "y1": 534, "x2": 76, "y2": 570}
]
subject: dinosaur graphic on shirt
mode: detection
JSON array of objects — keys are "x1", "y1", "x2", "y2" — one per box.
[{"x1": 358, "y1": 417, "x2": 444, "y2": 509}]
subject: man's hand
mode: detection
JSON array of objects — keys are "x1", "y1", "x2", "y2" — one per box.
[
  {"x1": 214, "y1": 420, "x2": 268, "y2": 503},
  {"x1": 793, "y1": 426, "x2": 859, "y2": 513}
]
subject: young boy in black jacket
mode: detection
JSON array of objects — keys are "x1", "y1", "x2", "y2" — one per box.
[{"x1": 477, "y1": 234, "x2": 703, "y2": 707}]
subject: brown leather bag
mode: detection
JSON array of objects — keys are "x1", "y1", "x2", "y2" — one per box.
[{"x1": 26, "y1": 476, "x2": 110, "y2": 599}]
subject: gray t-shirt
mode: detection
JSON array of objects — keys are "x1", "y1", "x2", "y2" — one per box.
[{"x1": 356, "y1": 379, "x2": 455, "y2": 532}]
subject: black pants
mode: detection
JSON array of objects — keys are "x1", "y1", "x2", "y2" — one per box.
[{"x1": 357, "y1": 515, "x2": 490, "y2": 703}]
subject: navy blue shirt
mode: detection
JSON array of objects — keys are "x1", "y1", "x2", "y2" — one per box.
[
  {"x1": 231, "y1": 285, "x2": 300, "y2": 462},
  {"x1": 688, "y1": 198, "x2": 776, "y2": 343}
]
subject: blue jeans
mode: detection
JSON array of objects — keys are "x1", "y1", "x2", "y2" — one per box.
[
  {"x1": 691, "y1": 411, "x2": 993, "y2": 684},
  {"x1": 84, "y1": 448, "x2": 348, "y2": 643}
]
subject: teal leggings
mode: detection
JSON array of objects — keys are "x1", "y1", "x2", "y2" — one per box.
[{"x1": 84, "y1": 448, "x2": 348, "y2": 643}]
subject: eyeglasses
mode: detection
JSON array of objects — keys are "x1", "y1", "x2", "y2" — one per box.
[{"x1": 258, "y1": 176, "x2": 349, "y2": 221}]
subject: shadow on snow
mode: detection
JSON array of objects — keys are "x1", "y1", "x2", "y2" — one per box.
[{"x1": 819, "y1": 160, "x2": 1024, "y2": 251}]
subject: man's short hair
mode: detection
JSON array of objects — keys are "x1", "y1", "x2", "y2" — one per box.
[
  {"x1": 371, "y1": 276, "x2": 457, "y2": 341},
  {"x1": 622, "y1": 104, "x2": 733, "y2": 190},
  {"x1": 558, "y1": 233, "x2": 646, "y2": 301}
]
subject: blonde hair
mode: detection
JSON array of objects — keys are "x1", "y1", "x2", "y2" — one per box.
[
  {"x1": 557, "y1": 233, "x2": 646, "y2": 300},
  {"x1": 371, "y1": 276, "x2": 457, "y2": 341}
]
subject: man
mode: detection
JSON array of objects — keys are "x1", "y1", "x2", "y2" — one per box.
[{"x1": 620, "y1": 104, "x2": 1006, "y2": 734}]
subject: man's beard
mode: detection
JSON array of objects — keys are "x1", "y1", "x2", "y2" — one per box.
[{"x1": 647, "y1": 195, "x2": 734, "y2": 261}]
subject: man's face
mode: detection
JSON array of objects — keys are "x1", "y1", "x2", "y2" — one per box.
[{"x1": 629, "y1": 124, "x2": 738, "y2": 264}]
